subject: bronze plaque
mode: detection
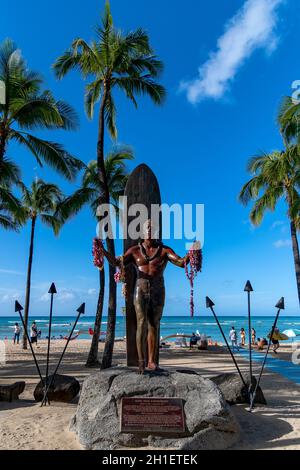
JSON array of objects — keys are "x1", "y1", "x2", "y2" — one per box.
[{"x1": 121, "y1": 397, "x2": 185, "y2": 434}]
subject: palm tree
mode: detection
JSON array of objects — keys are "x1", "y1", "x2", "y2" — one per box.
[
  {"x1": 56, "y1": 147, "x2": 133, "y2": 366},
  {"x1": 53, "y1": 1, "x2": 165, "y2": 368},
  {"x1": 0, "y1": 158, "x2": 23, "y2": 230},
  {"x1": 278, "y1": 96, "x2": 300, "y2": 145},
  {"x1": 20, "y1": 179, "x2": 63, "y2": 349},
  {"x1": 239, "y1": 146, "x2": 300, "y2": 304},
  {"x1": 0, "y1": 38, "x2": 83, "y2": 181}
]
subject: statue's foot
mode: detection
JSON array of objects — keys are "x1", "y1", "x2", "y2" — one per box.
[
  {"x1": 138, "y1": 361, "x2": 146, "y2": 375},
  {"x1": 147, "y1": 362, "x2": 160, "y2": 372}
]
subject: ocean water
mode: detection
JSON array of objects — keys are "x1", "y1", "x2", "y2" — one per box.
[{"x1": 1, "y1": 315, "x2": 299, "y2": 343}]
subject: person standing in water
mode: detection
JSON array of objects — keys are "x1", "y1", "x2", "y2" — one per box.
[
  {"x1": 229, "y1": 326, "x2": 239, "y2": 352},
  {"x1": 240, "y1": 328, "x2": 246, "y2": 347},
  {"x1": 30, "y1": 322, "x2": 38, "y2": 347},
  {"x1": 13, "y1": 323, "x2": 21, "y2": 345}
]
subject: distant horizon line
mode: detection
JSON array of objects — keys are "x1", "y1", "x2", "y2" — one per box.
[{"x1": 1, "y1": 314, "x2": 299, "y2": 318}]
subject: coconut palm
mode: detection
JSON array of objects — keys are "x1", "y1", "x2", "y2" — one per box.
[
  {"x1": 56, "y1": 147, "x2": 133, "y2": 366},
  {"x1": 278, "y1": 96, "x2": 300, "y2": 145},
  {"x1": 20, "y1": 179, "x2": 64, "y2": 349},
  {"x1": 0, "y1": 38, "x2": 83, "y2": 181},
  {"x1": 239, "y1": 146, "x2": 300, "y2": 304},
  {"x1": 0, "y1": 158, "x2": 23, "y2": 230},
  {"x1": 53, "y1": 1, "x2": 165, "y2": 368}
]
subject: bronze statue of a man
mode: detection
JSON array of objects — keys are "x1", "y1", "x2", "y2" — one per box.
[{"x1": 103, "y1": 220, "x2": 191, "y2": 374}]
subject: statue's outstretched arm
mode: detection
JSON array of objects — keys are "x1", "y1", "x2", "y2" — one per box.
[
  {"x1": 103, "y1": 246, "x2": 134, "y2": 267},
  {"x1": 102, "y1": 247, "x2": 121, "y2": 267},
  {"x1": 165, "y1": 247, "x2": 189, "y2": 268}
]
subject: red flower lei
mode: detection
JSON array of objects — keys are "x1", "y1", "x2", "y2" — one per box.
[
  {"x1": 185, "y1": 245, "x2": 203, "y2": 317},
  {"x1": 92, "y1": 238, "x2": 104, "y2": 270}
]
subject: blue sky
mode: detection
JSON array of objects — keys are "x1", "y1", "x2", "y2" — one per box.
[{"x1": 0, "y1": 0, "x2": 299, "y2": 316}]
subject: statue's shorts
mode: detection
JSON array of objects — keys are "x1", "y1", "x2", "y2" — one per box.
[{"x1": 133, "y1": 276, "x2": 165, "y2": 328}]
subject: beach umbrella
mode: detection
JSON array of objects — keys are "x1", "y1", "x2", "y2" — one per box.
[{"x1": 282, "y1": 329, "x2": 300, "y2": 339}]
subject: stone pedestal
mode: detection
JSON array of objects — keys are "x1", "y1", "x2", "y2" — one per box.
[{"x1": 71, "y1": 367, "x2": 240, "y2": 450}]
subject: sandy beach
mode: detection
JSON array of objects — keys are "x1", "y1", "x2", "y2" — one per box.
[{"x1": 0, "y1": 339, "x2": 300, "y2": 450}]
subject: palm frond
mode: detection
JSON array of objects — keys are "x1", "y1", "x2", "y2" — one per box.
[
  {"x1": 39, "y1": 213, "x2": 61, "y2": 236},
  {"x1": 115, "y1": 76, "x2": 166, "y2": 106},
  {"x1": 53, "y1": 40, "x2": 101, "y2": 79},
  {"x1": 85, "y1": 78, "x2": 103, "y2": 119},
  {"x1": 11, "y1": 131, "x2": 84, "y2": 180},
  {"x1": 55, "y1": 187, "x2": 95, "y2": 224},
  {"x1": 278, "y1": 96, "x2": 300, "y2": 144},
  {"x1": 0, "y1": 211, "x2": 18, "y2": 230},
  {"x1": 250, "y1": 187, "x2": 282, "y2": 226},
  {"x1": 104, "y1": 93, "x2": 117, "y2": 138},
  {"x1": 9, "y1": 91, "x2": 78, "y2": 131},
  {"x1": 240, "y1": 148, "x2": 292, "y2": 227},
  {"x1": 0, "y1": 157, "x2": 21, "y2": 185}
]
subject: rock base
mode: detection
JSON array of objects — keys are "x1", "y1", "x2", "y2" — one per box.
[
  {"x1": 71, "y1": 367, "x2": 240, "y2": 450},
  {"x1": 0, "y1": 382, "x2": 25, "y2": 402},
  {"x1": 34, "y1": 374, "x2": 80, "y2": 403},
  {"x1": 211, "y1": 373, "x2": 266, "y2": 406}
]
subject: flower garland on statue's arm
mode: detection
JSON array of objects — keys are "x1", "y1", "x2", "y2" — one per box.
[
  {"x1": 92, "y1": 238, "x2": 127, "y2": 298},
  {"x1": 92, "y1": 238, "x2": 105, "y2": 270},
  {"x1": 114, "y1": 255, "x2": 127, "y2": 299},
  {"x1": 184, "y1": 241, "x2": 203, "y2": 317}
]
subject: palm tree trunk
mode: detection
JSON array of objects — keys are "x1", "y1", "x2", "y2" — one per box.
[
  {"x1": 290, "y1": 220, "x2": 300, "y2": 305},
  {"x1": 101, "y1": 238, "x2": 117, "y2": 369},
  {"x1": 22, "y1": 216, "x2": 36, "y2": 350},
  {"x1": 86, "y1": 268, "x2": 105, "y2": 367},
  {"x1": 97, "y1": 85, "x2": 110, "y2": 203},
  {"x1": 96, "y1": 83, "x2": 117, "y2": 370}
]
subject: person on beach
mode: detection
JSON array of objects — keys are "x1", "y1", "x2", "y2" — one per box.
[
  {"x1": 13, "y1": 323, "x2": 21, "y2": 345},
  {"x1": 198, "y1": 333, "x2": 208, "y2": 351},
  {"x1": 269, "y1": 325, "x2": 280, "y2": 354},
  {"x1": 257, "y1": 337, "x2": 268, "y2": 350},
  {"x1": 30, "y1": 322, "x2": 38, "y2": 347},
  {"x1": 229, "y1": 326, "x2": 239, "y2": 352},
  {"x1": 240, "y1": 328, "x2": 246, "y2": 346},
  {"x1": 251, "y1": 328, "x2": 256, "y2": 345},
  {"x1": 189, "y1": 332, "x2": 199, "y2": 349}
]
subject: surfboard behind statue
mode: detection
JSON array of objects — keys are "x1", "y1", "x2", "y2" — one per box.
[{"x1": 123, "y1": 164, "x2": 162, "y2": 367}]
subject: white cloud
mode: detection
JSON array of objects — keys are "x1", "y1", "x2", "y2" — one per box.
[
  {"x1": 0, "y1": 268, "x2": 24, "y2": 276},
  {"x1": 58, "y1": 290, "x2": 76, "y2": 302},
  {"x1": 271, "y1": 220, "x2": 285, "y2": 230},
  {"x1": 0, "y1": 287, "x2": 21, "y2": 302},
  {"x1": 273, "y1": 239, "x2": 292, "y2": 248},
  {"x1": 1, "y1": 293, "x2": 19, "y2": 302},
  {"x1": 40, "y1": 292, "x2": 49, "y2": 302},
  {"x1": 181, "y1": 0, "x2": 283, "y2": 104},
  {"x1": 271, "y1": 220, "x2": 288, "y2": 234},
  {"x1": 40, "y1": 289, "x2": 76, "y2": 302},
  {"x1": 87, "y1": 289, "x2": 97, "y2": 296}
]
